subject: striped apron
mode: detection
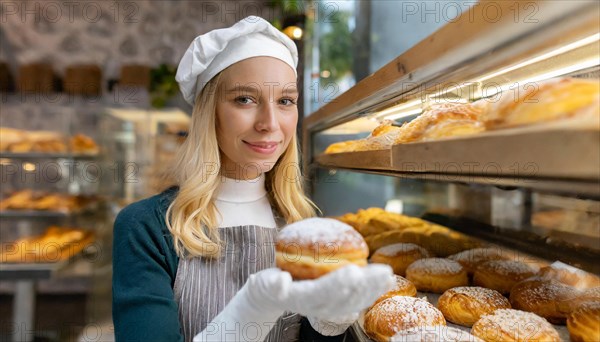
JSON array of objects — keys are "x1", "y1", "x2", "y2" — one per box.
[{"x1": 173, "y1": 223, "x2": 302, "y2": 342}]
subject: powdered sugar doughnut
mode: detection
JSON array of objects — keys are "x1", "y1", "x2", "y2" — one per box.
[
  {"x1": 473, "y1": 260, "x2": 538, "y2": 295},
  {"x1": 405, "y1": 258, "x2": 468, "y2": 293},
  {"x1": 391, "y1": 325, "x2": 483, "y2": 342},
  {"x1": 509, "y1": 278, "x2": 575, "y2": 324},
  {"x1": 438, "y1": 286, "x2": 511, "y2": 327},
  {"x1": 365, "y1": 296, "x2": 446, "y2": 342},
  {"x1": 448, "y1": 248, "x2": 508, "y2": 276},
  {"x1": 370, "y1": 243, "x2": 431, "y2": 276},
  {"x1": 472, "y1": 309, "x2": 560, "y2": 342},
  {"x1": 373, "y1": 275, "x2": 417, "y2": 306},
  {"x1": 275, "y1": 218, "x2": 369, "y2": 279}
]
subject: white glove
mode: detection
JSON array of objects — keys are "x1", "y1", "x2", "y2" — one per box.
[
  {"x1": 307, "y1": 313, "x2": 359, "y2": 336},
  {"x1": 193, "y1": 264, "x2": 394, "y2": 342}
]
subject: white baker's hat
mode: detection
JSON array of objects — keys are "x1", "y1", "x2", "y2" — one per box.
[{"x1": 176, "y1": 16, "x2": 298, "y2": 106}]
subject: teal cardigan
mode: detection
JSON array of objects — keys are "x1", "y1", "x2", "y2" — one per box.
[{"x1": 112, "y1": 187, "x2": 183, "y2": 341}]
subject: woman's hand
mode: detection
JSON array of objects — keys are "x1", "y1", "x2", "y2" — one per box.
[{"x1": 193, "y1": 264, "x2": 394, "y2": 341}]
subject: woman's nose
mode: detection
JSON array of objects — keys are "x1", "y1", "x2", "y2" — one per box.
[{"x1": 255, "y1": 103, "x2": 279, "y2": 132}]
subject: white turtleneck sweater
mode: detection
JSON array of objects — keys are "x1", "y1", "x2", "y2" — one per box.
[{"x1": 214, "y1": 173, "x2": 276, "y2": 228}]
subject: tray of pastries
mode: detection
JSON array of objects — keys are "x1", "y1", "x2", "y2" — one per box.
[
  {"x1": 0, "y1": 127, "x2": 99, "y2": 156},
  {"x1": 333, "y1": 209, "x2": 599, "y2": 342},
  {"x1": 0, "y1": 190, "x2": 99, "y2": 215},
  {"x1": 0, "y1": 226, "x2": 95, "y2": 263}
]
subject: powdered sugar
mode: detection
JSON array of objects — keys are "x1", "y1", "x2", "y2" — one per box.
[
  {"x1": 475, "y1": 309, "x2": 558, "y2": 340},
  {"x1": 371, "y1": 296, "x2": 445, "y2": 332},
  {"x1": 445, "y1": 286, "x2": 510, "y2": 308},
  {"x1": 407, "y1": 258, "x2": 464, "y2": 274},
  {"x1": 478, "y1": 260, "x2": 536, "y2": 276},
  {"x1": 391, "y1": 325, "x2": 483, "y2": 342},
  {"x1": 277, "y1": 217, "x2": 366, "y2": 249}
]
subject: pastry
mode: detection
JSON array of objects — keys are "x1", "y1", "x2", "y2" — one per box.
[
  {"x1": 394, "y1": 102, "x2": 486, "y2": 144},
  {"x1": 1, "y1": 226, "x2": 94, "y2": 263},
  {"x1": 420, "y1": 119, "x2": 485, "y2": 141},
  {"x1": 448, "y1": 248, "x2": 508, "y2": 276},
  {"x1": 438, "y1": 286, "x2": 511, "y2": 327},
  {"x1": 471, "y1": 309, "x2": 560, "y2": 342},
  {"x1": 370, "y1": 243, "x2": 431, "y2": 276},
  {"x1": 484, "y1": 77, "x2": 600, "y2": 129},
  {"x1": 557, "y1": 286, "x2": 600, "y2": 315},
  {"x1": 364, "y1": 295, "x2": 446, "y2": 342},
  {"x1": 405, "y1": 258, "x2": 468, "y2": 293},
  {"x1": 509, "y1": 278, "x2": 575, "y2": 324},
  {"x1": 538, "y1": 261, "x2": 600, "y2": 290},
  {"x1": 391, "y1": 325, "x2": 483, "y2": 342},
  {"x1": 473, "y1": 259, "x2": 538, "y2": 295},
  {"x1": 275, "y1": 218, "x2": 369, "y2": 280},
  {"x1": 373, "y1": 275, "x2": 417, "y2": 305},
  {"x1": 365, "y1": 230, "x2": 407, "y2": 254},
  {"x1": 567, "y1": 302, "x2": 600, "y2": 342}
]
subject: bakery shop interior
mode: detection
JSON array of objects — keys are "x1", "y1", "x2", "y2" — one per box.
[{"x1": 1, "y1": 1, "x2": 599, "y2": 342}]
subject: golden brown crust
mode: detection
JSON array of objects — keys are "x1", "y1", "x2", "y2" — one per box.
[
  {"x1": 405, "y1": 258, "x2": 468, "y2": 293},
  {"x1": 373, "y1": 275, "x2": 417, "y2": 306},
  {"x1": 364, "y1": 296, "x2": 446, "y2": 342},
  {"x1": 484, "y1": 77, "x2": 600, "y2": 129},
  {"x1": 1, "y1": 226, "x2": 94, "y2": 263},
  {"x1": 394, "y1": 102, "x2": 486, "y2": 144},
  {"x1": 557, "y1": 286, "x2": 600, "y2": 315},
  {"x1": 275, "y1": 218, "x2": 369, "y2": 280},
  {"x1": 471, "y1": 309, "x2": 560, "y2": 342},
  {"x1": 538, "y1": 262, "x2": 600, "y2": 290},
  {"x1": 370, "y1": 243, "x2": 431, "y2": 276},
  {"x1": 448, "y1": 248, "x2": 509, "y2": 276},
  {"x1": 438, "y1": 286, "x2": 511, "y2": 327},
  {"x1": 473, "y1": 260, "x2": 537, "y2": 295},
  {"x1": 567, "y1": 302, "x2": 600, "y2": 342},
  {"x1": 509, "y1": 278, "x2": 575, "y2": 324}
]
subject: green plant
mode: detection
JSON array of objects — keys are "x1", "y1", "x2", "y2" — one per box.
[{"x1": 150, "y1": 64, "x2": 179, "y2": 108}]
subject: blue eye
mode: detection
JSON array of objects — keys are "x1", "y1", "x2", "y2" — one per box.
[
  {"x1": 279, "y1": 98, "x2": 297, "y2": 106},
  {"x1": 235, "y1": 96, "x2": 254, "y2": 105}
]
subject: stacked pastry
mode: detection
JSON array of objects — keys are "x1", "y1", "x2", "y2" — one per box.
[
  {"x1": 0, "y1": 127, "x2": 99, "y2": 154},
  {"x1": 1, "y1": 226, "x2": 95, "y2": 263},
  {"x1": 324, "y1": 77, "x2": 600, "y2": 154},
  {"x1": 335, "y1": 208, "x2": 479, "y2": 257}
]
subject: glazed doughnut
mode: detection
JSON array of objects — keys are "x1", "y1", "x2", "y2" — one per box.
[
  {"x1": 275, "y1": 218, "x2": 369, "y2": 280},
  {"x1": 391, "y1": 325, "x2": 483, "y2": 342},
  {"x1": 538, "y1": 261, "x2": 600, "y2": 289},
  {"x1": 448, "y1": 248, "x2": 508, "y2": 276},
  {"x1": 364, "y1": 296, "x2": 446, "y2": 342},
  {"x1": 509, "y1": 278, "x2": 575, "y2": 324},
  {"x1": 567, "y1": 302, "x2": 600, "y2": 342},
  {"x1": 471, "y1": 309, "x2": 560, "y2": 342},
  {"x1": 438, "y1": 286, "x2": 511, "y2": 327},
  {"x1": 373, "y1": 275, "x2": 417, "y2": 305},
  {"x1": 405, "y1": 258, "x2": 468, "y2": 293},
  {"x1": 473, "y1": 260, "x2": 538, "y2": 295},
  {"x1": 370, "y1": 243, "x2": 431, "y2": 276}
]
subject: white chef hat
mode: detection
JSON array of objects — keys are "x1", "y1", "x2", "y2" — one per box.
[{"x1": 176, "y1": 16, "x2": 298, "y2": 106}]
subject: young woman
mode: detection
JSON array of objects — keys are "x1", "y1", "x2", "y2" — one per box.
[{"x1": 112, "y1": 16, "x2": 393, "y2": 342}]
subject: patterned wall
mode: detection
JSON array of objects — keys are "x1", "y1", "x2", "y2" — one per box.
[{"x1": 0, "y1": 0, "x2": 275, "y2": 80}]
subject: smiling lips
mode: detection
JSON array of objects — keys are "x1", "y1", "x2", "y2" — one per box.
[{"x1": 243, "y1": 140, "x2": 279, "y2": 154}]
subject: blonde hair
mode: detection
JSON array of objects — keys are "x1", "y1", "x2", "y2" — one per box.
[{"x1": 166, "y1": 72, "x2": 318, "y2": 258}]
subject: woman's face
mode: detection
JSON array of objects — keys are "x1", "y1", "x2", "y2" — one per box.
[{"x1": 216, "y1": 57, "x2": 298, "y2": 180}]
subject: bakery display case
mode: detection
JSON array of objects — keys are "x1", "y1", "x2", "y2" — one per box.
[
  {"x1": 0, "y1": 95, "x2": 113, "y2": 342},
  {"x1": 303, "y1": 1, "x2": 599, "y2": 341}
]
